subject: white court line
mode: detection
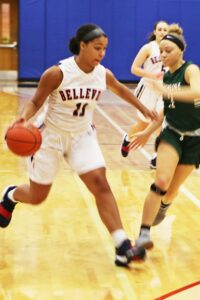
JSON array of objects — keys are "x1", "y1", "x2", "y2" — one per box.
[
  {"x1": 96, "y1": 105, "x2": 200, "y2": 207},
  {"x1": 180, "y1": 186, "x2": 200, "y2": 208}
]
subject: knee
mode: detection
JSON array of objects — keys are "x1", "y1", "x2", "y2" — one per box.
[
  {"x1": 155, "y1": 176, "x2": 172, "y2": 191},
  {"x1": 150, "y1": 183, "x2": 167, "y2": 196},
  {"x1": 92, "y1": 176, "x2": 111, "y2": 194}
]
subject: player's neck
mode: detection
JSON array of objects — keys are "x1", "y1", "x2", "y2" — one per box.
[
  {"x1": 169, "y1": 59, "x2": 185, "y2": 74},
  {"x1": 75, "y1": 56, "x2": 95, "y2": 74}
]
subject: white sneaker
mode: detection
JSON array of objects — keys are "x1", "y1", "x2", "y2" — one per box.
[{"x1": 136, "y1": 230, "x2": 154, "y2": 249}]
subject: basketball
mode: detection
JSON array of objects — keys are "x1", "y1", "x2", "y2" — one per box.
[{"x1": 5, "y1": 121, "x2": 42, "y2": 157}]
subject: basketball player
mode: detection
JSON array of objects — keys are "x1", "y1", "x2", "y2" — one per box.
[
  {"x1": 121, "y1": 20, "x2": 169, "y2": 168},
  {"x1": 128, "y1": 24, "x2": 200, "y2": 249},
  {"x1": 0, "y1": 24, "x2": 157, "y2": 267}
]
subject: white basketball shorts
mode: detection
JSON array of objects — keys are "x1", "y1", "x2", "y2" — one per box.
[
  {"x1": 134, "y1": 81, "x2": 163, "y2": 122},
  {"x1": 26, "y1": 125, "x2": 106, "y2": 184}
]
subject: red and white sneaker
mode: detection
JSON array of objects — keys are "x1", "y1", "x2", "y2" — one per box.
[
  {"x1": 0, "y1": 186, "x2": 17, "y2": 228},
  {"x1": 121, "y1": 134, "x2": 130, "y2": 157}
]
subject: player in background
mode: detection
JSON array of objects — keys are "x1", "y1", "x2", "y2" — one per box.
[{"x1": 121, "y1": 20, "x2": 169, "y2": 169}]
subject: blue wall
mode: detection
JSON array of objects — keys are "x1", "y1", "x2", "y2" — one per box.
[{"x1": 19, "y1": 0, "x2": 200, "y2": 81}]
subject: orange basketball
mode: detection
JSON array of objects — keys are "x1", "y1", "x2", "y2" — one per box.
[{"x1": 5, "y1": 122, "x2": 42, "y2": 157}]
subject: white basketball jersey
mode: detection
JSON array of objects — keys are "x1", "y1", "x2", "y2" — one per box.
[
  {"x1": 140, "y1": 40, "x2": 163, "y2": 85},
  {"x1": 45, "y1": 56, "x2": 106, "y2": 135}
]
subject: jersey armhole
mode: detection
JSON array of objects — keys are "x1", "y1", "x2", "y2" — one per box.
[{"x1": 55, "y1": 64, "x2": 65, "y2": 90}]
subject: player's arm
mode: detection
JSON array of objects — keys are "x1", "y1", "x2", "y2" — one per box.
[
  {"x1": 106, "y1": 69, "x2": 157, "y2": 121},
  {"x1": 131, "y1": 44, "x2": 151, "y2": 78},
  {"x1": 21, "y1": 66, "x2": 63, "y2": 121},
  {"x1": 128, "y1": 110, "x2": 164, "y2": 151},
  {"x1": 131, "y1": 44, "x2": 164, "y2": 80},
  {"x1": 154, "y1": 65, "x2": 200, "y2": 103},
  {"x1": 137, "y1": 110, "x2": 164, "y2": 136}
]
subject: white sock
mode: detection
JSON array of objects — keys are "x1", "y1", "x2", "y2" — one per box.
[
  {"x1": 125, "y1": 134, "x2": 130, "y2": 142},
  {"x1": 111, "y1": 229, "x2": 127, "y2": 248},
  {"x1": 8, "y1": 188, "x2": 18, "y2": 203},
  {"x1": 152, "y1": 152, "x2": 157, "y2": 159},
  {"x1": 140, "y1": 228, "x2": 150, "y2": 237}
]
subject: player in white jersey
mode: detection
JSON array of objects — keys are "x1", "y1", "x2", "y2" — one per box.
[
  {"x1": 121, "y1": 21, "x2": 169, "y2": 168},
  {"x1": 0, "y1": 24, "x2": 156, "y2": 267}
]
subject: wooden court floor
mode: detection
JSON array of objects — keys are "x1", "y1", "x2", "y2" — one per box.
[{"x1": 0, "y1": 85, "x2": 199, "y2": 300}]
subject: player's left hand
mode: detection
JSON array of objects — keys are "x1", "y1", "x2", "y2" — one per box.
[{"x1": 128, "y1": 132, "x2": 150, "y2": 151}]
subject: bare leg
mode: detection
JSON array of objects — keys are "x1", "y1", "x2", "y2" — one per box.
[
  {"x1": 163, "y1": 164, "x2": 194, "y2": 204},
  {"x1": 136, "y1": 142, "x2": 179, "y2": 248},
  {"x1": 151, "y1": 164, "x2": 195, "y2": 226},
  {"x1": 80, "y1": 167, "x2": 147, "y2": 266},
  {"x1": 137, "y1": 141, "x2": 196, "y2": 248},
  {"x1": 13, "y1": 180, "x2": 52, "y2": 205},
  {"x1": 0, "y1": 169, "x2": 145, "y2": 265},
  {"x1": 141, "y1": 142, "x2": 179, "y2": 226},
  {"x1": 128, "y1": 119, "x2": 148, "y2": 139},
  {"x1": 0, "y1": 180, "x2": 52, "y2": 228},
  {"x1": 80, "y1": 167, "x2": 123, "y2": 233}
]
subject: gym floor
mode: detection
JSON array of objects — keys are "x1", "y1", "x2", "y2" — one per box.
[{"x1": 0, "y1": 84, "x2": 199, "y2": 300}]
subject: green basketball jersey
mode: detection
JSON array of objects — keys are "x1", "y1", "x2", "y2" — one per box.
[{"x1": 163, "y1": 61, "x2": 200, "y2": 131}]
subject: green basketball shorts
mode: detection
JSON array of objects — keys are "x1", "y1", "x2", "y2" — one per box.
[{"x1": 155, "y1": 127, "x2": 200, "y2": 168}]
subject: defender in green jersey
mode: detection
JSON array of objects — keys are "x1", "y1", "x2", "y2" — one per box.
[{"x1": 128, "y1": 24, "x2": 200, "y2": 250}]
